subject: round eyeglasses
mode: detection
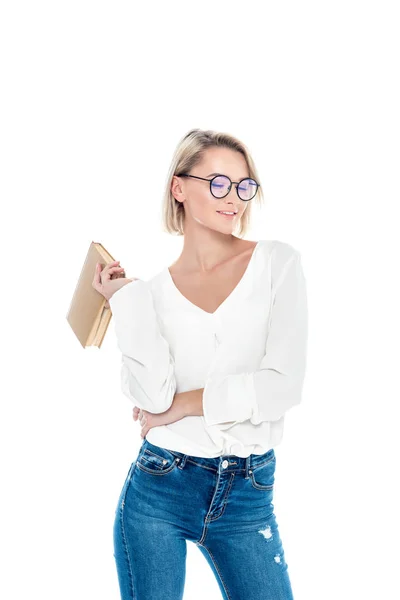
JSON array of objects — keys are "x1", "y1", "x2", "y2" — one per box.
[{"x1": 178, "y1": 173, "x2": 260, "y2": 201}]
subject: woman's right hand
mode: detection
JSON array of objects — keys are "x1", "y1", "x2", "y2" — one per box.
[{"x1": 92, "y1": 260, "x2": 139, "y2": 305}]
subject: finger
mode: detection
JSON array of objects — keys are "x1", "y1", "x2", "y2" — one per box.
[
  {"x1": 92, "y1": 263, "x2": 102, "y2": 287},
  {"x1": 101, "y1": 266, "x2": 124, "y2": 281},
  {"x1": 98, "y1": 261, "x2": 118, "y2": 281},
  {"x1": 103, "y1": 260, "x2": 120, "y2": 274},
  {"x1": 93, "y1": 262, "x2": 108, "y2": 284},
  {"x1": 108, "y1": 268, "x2": 125, "y2": 281}
]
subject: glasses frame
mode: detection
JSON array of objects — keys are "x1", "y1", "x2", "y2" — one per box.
[{"x1": 178, "y1": 173, "x2": 260, "y2": 201}]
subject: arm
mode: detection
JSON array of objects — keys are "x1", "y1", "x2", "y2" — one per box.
[
  {"x1": 201, "y1": 250, "x2": 308, "y2": 427},
  {"x1": 177, "y1": 389, "x2": 204, "y2": 417},
  {"x1": 109, "y1": 279, "x2": 177, "y2": 413}
]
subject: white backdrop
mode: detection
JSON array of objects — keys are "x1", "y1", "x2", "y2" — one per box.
[{"x1": 1, "y1": 1, "x2": 399, "y2": 598}]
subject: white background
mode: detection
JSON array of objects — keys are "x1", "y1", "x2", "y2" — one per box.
[{"x1": 1, "y1": 1, "x2": 399, "y2": 598}]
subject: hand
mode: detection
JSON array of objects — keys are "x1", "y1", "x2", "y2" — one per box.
[
  {"x1": 132, "y1": 395, "x2": 189, "y2": 439},
  {"x1": 92, "y1": 260, "x2": 139, "y2": 306},
  {"x1": 133, "y1": 408, "x2": 164, "y2": 439}
]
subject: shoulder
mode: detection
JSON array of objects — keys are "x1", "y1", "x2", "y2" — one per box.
[
  {"x1": 258, "y1": 238, "x2": 300, "y2": 263},
  {"x1": 257, "y1": 239, "x2": 302, "y2": 286},
  {"x1": 146, "y1": 268, "x2": 169, "y2": 299}
]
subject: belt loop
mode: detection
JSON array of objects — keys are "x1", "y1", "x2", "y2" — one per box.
[
  {"x1": 245, "y1": 455, "x2": 251, "y2": 479},
  {"x1": 175, "y1": 453, "x2": 187, "y2": 470}
]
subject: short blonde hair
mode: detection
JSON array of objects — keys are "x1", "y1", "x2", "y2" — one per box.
[{"x1": 162, "y1": 128, "x2": 264, "y2": 238}]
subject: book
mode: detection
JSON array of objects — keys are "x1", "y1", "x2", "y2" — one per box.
[{"x1": 66, "y1": 241, "x2": 123, "y2": 349}]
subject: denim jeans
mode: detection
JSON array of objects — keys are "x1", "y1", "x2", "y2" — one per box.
[{"x1": 113, "y1": 438, "x2": 294, "y2": 600}]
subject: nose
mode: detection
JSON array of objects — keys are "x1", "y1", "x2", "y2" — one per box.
[
  {"x1": 224, "y1": 186, "x2": 240, "y2": 205},
  {"x1": 225, "y1": 195, "x2": 240, "y2": 212}
]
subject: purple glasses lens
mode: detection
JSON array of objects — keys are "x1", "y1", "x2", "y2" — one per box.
[{"x1": 210, "y1": 176, "x2": 257, "y2": 200}]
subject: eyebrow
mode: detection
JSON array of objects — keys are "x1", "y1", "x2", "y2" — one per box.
[{"x1": 206, "y1": 172, "x2": 249, "y2": 180}]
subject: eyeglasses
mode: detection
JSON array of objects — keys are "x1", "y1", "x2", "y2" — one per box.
[{"x1": 178, "y1": 173, "x2": 260, "y2": 201}]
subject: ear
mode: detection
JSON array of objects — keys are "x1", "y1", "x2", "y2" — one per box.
[{"x1": 171, "y1": 175, "x2": 185, "y2": 204}]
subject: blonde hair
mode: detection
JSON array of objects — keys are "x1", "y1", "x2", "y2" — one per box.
[{"x1": 161, "y1": 128, "x2": 264, "y2": 238}]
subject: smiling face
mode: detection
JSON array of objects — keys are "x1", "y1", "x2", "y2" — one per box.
[{"x1": 171, "y1": 147, "x2": 253, "y2": 233}]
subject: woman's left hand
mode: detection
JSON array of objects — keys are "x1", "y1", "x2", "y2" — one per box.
[
  {"x1": 132, "y1": 394, "x2": 188, "y2": 439},
  {"x1": 132, "y1": 407, "x2": 164, "y2": 439}
]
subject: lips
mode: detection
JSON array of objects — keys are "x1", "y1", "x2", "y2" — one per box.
[{"x1": 216, "y1": 211, "x2": 237, "y2": 214}]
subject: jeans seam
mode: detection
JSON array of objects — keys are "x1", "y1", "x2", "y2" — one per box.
[
  {"x1": 136, "y1": 459, "x2": 178, "y2": 476},
  {"x1": 169, "y1": 456, "x2": 275, "y2": 473},
  {"x1": 200, "y1": 543, "x2": 232, "y2": 600},
  {"x1": 252, "y1": 455, "x2": 276, "y2": 470},
  {"x1": 185, "y1": 458, "x2": 217, "y2": 472},
  {"x1": 118, "y1": 500, "x2": 136, "y2": 599},
  {"x1": 208, "y1": 473, "x2": 236, "y2": 522},
  {"x1": 143, "y1": 448, "x2": 171, "y2": 463}
]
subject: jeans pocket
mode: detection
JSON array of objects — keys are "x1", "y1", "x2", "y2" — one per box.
[
  {"x1": 249, "y1": 454, "x2": 276, "y2": 490},
  {"x1": 136, "y1": 446, "x2": 179, "y2": 476}
]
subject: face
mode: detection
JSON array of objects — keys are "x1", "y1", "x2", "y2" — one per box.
[{"x1": 171, "y1": 147, "x2": 254, "y2": 232}]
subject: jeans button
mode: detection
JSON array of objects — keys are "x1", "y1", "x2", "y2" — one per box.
[{"x1": 222, "y1": 460, "x2": 228, "y2": 468}]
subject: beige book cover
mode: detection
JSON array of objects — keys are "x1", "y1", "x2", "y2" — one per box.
[{"x1": 66, "y1": 241, "x2": 122, "y2": 349}]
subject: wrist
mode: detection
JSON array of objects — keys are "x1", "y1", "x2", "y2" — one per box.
[
  {"x1": 173, "y1": 392, "x2": 191, "y2": 418},
  {"x1": 175, "y1": 389, "x2": 203, "y2": 418}
]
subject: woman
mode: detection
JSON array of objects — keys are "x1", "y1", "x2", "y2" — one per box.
[{"x1": 93, "y1": 128, "x2": 308, "y2": 599}]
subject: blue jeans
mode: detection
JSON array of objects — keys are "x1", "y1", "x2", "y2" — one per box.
[{"x1": 113, "y1": 438, "x2": 294, "y2": 600}]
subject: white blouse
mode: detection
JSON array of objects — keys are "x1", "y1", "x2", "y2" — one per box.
[{"x1": 108, "y1": 239, "x2": 308, "y2": 458}]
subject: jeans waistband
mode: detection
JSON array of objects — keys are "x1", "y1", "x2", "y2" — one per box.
[{"x1": 140, "y1": 438, "x2": 275, "y2": 475}]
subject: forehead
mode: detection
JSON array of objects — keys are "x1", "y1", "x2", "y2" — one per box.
[{"x1": 199, "y1": 147, "x2": 249, "y2": 178}]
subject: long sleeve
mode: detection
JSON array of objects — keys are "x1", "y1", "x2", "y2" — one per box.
[
  {"x1": 202, "y1": 250, "x2": 308, "y2": 427},
  {"x1": 108, "y1": 279, "x2": 177, "y2": 413}
]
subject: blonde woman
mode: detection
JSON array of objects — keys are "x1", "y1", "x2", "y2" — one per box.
[{"x1": 93, "y1": 128, "x2": 308, "y2": 599}]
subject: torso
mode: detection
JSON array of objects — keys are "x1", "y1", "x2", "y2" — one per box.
[{"x1": 167, "y1": 240, "x2": 259, "y2": 314}]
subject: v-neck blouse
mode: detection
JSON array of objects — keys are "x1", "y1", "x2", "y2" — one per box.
[
  {"x1": 163, "y1": 239, "x2": 262, "y2": 317},
  {"x1": 108, "y1": 239, "x2": 308, "y2": 458}
]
